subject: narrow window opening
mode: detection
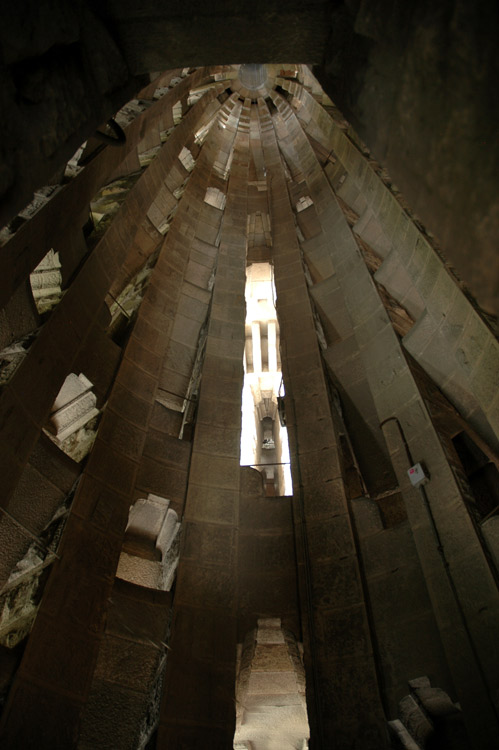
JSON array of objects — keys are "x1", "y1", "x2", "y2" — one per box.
[
  {"x1": 240, "y1": 262, "x2": 292, "y2": 495},
  {"x1": 138, "y1": 144, "x2": 163, "y2": 168},
  {"x1": 0, "y1": 331, "x2": 38, "y2": 387}
]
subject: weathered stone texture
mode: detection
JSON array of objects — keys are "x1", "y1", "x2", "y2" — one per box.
[{"x1": 0, "y1": 54, "x2": 497, "y2": 750}]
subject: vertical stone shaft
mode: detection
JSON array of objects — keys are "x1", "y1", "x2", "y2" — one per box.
[
  {"x1": 257, "y1": 98, "x2": 388, "y2": 748},
  {"x1": 157, "y1": 99, "x2": 250, "y2": 748}
]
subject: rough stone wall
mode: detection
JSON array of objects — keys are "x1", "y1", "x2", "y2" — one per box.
[
  {"x1": 315, "y1": 0, "x2": 499, "y2": 315},
  {"x1": 0, "y1": 434, "x2": 79, "y2": 585},
  {"x1": 0, "y1": 3, "x2": 496, "y2": 316},
  {"x1": 0, "y1": 84, "x2": 224, "y2": 747},
  {"x1": 78, "y1": 580, "x2": 172, "y2": 750},
  {"x1": 238, "y1": 468, "x2": 300, "y2": 640},
  {"x1": 259, "y1": 97, "x2": 388, "y2": 748},
  {"x1": 267, "y1": 88, "x2": 499, "y2": 747},
  {"x1": 281, "y1": 78, "x2": 499, "y2": 455},
  {"x1": 158, "y1": 95, "x2": 250, "y2": 749}
]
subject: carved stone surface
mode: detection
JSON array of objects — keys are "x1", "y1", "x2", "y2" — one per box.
[
  {"x1": 394, "y1": 677, "x2": 470, "y2": 749},
  {"x1": 0, "y1": 549, "x2": 52, "y2": 649},
  {"x1": 46, "y1": 372, "x2": 99, "y2": 444},
  {"x1": 234, "y1": 618, "x2": 309, "y2": 750},
  {"x1": 117, "y1": 494, "x2": 181, "y2": 591},
  {"x1": 0, "y1": 49, "x2": 498, "y2": 750}
]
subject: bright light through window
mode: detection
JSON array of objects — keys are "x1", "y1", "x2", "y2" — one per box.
[{"x1": 240, "y1": 262, "x2": 293, "y2": 495}]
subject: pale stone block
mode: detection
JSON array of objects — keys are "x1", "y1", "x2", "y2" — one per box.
[
  {"x1": 354, "y1": 209, "x2": 390, "y2": 257},
  {"x1": 48, "y1": 373, "x2": 99, "y2": 442},
  {"x1": 52, "y1": 372, "x2": 92, "y2": 412},
  {"x1": 400, "y1": 221, "x2": 420, "y2": 262},
  {"x1": 146, "y1": 202, "x2": 165, "y2": 229},
  {"x1": 470, "y1": 340, "x2": 499, "y2": 411},
  {"x1": 392, "y1": 209, "x2": 411, "y2": 252},
  {"x1": 398, "y1": 694, "x2": 434, "y2": 745},
  {"x1": 33, "y1": 248, "x2": 61, "y2": 272},
  {"x1": 352, "y1": 498, "x2": 384, "y2": 537},
  {"x1": 118, "y1": 493, "x2": 181, "y2": 591},
  {"x1": 256, "y1": 618, "x2": 284, "y2": 642},
  {"x1": 345, "y1": 278, "x2": 384, "y2": 327},
  {"x1": 247, "y1": 671, "x2": 298, "y2": 695}
]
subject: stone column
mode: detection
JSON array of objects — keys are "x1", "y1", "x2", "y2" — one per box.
[
  {"x1": 271, "y1": 89, "x2": 499, "y2": 748},
  {"x1": 157, "y1": 100, "x2": 250, "y2": 748},
  {"x1": 258, "y1": 98, "x2": 388, "y2": 749}
]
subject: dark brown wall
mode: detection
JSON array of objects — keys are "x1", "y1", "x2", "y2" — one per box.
[
  {"x1": 238, "y1": 468, "x2": 300, "y2": 640},
  {"x1": 316, "y1": 0, "x2": 499, "y2": 314}
]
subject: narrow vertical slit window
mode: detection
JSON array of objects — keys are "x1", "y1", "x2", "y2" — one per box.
[{"x1": 240, "y1": 262, "x2": 292, "y2": 495}]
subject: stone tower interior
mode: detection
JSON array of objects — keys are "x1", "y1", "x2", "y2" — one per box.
[{"x1": 0, "y1": 2, "x2": 498, "y2": 748}]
